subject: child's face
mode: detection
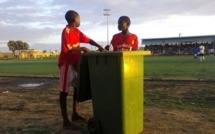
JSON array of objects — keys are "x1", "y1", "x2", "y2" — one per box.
[
  {"x1": 118, "y1": 18, "x2": 129, "y2": 31},
  {"x1": 74, "y1": 15, "x2": 80, "y2": 27}
]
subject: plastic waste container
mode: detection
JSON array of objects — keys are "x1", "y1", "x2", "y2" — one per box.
[
  {"x1": 77, "y1": 55, "x2": 92, "y2": 102},
  {"x1": 78, "y1": 51, "x2": 144, "y2": 134}
]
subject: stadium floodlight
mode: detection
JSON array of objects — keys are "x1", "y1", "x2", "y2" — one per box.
[
  {"x1": 179, "y1": 33, "x2": 182, "y2": 54},
  {"x1": 103, "y1": 9, "x2": 111, "y2": 45}
]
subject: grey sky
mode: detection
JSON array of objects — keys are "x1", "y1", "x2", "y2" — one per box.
[{"x1": 0, "y1": 0, "x2": 215, "y2": 52}]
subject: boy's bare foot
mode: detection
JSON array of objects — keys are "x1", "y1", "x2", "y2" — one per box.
[
  {"x1": 63, "y1": 122, "x2": 81, "y2": 130},
  {"x1": 72, "y1": 113, "x2": 88, "y2": 121}
]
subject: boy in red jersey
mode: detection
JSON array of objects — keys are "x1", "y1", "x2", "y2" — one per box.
[
  {"x1": 58, "y1": 10, "x2": 104, "y2": 129},
  {"x1": 110, "y1": 16, "x2": 138, "y2": 51}
]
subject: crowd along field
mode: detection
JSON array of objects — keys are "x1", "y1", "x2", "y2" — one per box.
[{"x1": 0, "y1": 55, "x2": 215, "y2": 80}]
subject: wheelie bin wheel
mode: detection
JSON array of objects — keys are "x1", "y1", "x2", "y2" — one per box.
[{"x1": 87, "y1": 117, "x2": 100, "y2": 134}]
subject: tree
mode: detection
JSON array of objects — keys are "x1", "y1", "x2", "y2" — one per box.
[
  {"x1": 7, "y1": 40, "x2": 16, "y2": 57},
  {"x1": 7, "y1": 40, "x2": 29, "y2": 59},
  {"x1": 16, "y1": 40, "x2": 24, "y2": 59},
  {"x1": 23, "y1": 42, "x2": 29, "y2": 50}
]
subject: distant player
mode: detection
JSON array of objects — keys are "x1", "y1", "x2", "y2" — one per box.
[
  {"x1": 192, "y1": 47, "x2": 199, "y2": 60},
  {"x1": 199, "y1": 43, "x2": 205, "y2": 61},
  {"x1": 110, "y1": 16, "x2": 138, "y2": 51}
]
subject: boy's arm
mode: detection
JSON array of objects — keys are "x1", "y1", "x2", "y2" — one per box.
[
  {"x1": 132, "y1": 35, "x2": 139, "y2": 50},
  {"x1": 68, "y1": 47, "x2": 90, "y2": 53},
  {"x1": 89, "y1": 39, "x2": 105, "y2": 52},
  {"x1": 63, "y1": 29, "x2": 90, "y2": 53}
]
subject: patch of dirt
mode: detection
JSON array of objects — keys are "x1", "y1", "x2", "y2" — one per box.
[{"x1": 0, "y1": 77, "x2": 214, "y2": 134}]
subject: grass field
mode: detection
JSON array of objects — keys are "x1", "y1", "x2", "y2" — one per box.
[
  {"x1": 0, "y1": 58, "x2": 58, "y2": 77},
  {"x1": 144, "y1": 55, "x2": 215, "y2": 80},
  {"x1": 0, "y1": 55, "x2": 215, "y2": 80},
  {"x1": 0, "y1": 56, "x2": 215, "y2": 133}
]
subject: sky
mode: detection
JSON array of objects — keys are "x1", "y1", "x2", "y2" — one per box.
[{"x1": 0, "y1": 0, "x2": 215, "y2": 52}]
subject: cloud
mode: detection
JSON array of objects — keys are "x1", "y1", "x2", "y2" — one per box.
[{"x1": 0, "y1": 0, "x2": 215, "y2": 52}]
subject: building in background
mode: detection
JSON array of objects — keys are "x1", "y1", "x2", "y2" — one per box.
[
  {"x1": 142, "y1": 35, "x2": 215, "y2": 55},
  {"x1": 0, "y1": 49, "x2": 59, "y2": 60}
]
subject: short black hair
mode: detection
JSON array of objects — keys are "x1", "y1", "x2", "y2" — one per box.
[
  {"x1": 119, "y1": 16, "x2": 131, "y2": 25},
  {"x1": 65, "y1": 10, "x2": 79, "y2": 24}
]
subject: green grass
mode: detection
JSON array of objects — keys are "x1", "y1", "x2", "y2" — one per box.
[
  {"x1": 144, "y1": 55, "x2": 215, "y2": 80},
  {"x1": 0, "y1": 58, "x2": 58, "y2": 77},
  {"x1": 0, "y1": 55, "x2": 215, "y2": 80}
]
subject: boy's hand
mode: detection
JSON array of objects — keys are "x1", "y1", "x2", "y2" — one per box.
[
  {"x1": 98, "y1": 46, "x2": 105, "y2": 52},
  {"x1": 81, "y1": 47, "x2": 91, "y2": 53}
]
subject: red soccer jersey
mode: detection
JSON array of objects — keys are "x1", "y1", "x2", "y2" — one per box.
[
  {"x1": 58, "y1": 25, "x2": 90, "y2": 69},
  {"x1": 110, "y1": 33, "x2": 138, "y2": 51}
]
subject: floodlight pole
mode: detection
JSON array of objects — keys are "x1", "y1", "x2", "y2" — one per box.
[
  {"x1": 103, "y1": 9, "x2": 111, "y2": 45},
  {"x1": 162, "y1": 41, "x2": 165, "y2": 55},
  {"x1": 213, "y1": 36, "x2": 215, "y2": 55},
  {"x1": 179, "y1": 33, "x2": 181, "y2": 55}
]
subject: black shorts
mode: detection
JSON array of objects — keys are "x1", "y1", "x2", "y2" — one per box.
[{"x1": 199, "y1": 53, "x2": 204, "y2": 56}]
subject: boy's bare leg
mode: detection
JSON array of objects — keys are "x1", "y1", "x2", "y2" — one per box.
[
  {"x1": 72, "y1": 88, "x2": 87, "y2": 121},
  {"x1": 59, "y1": 92, "x2": 80, "y2": 129}
]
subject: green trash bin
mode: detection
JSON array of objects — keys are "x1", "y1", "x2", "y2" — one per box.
[
  {"x1": 77, "y1": 55, "x2": 92, "y2": 102},
  {"x1": 85, "y1": 51, "x2": 144, "y2": 134}
]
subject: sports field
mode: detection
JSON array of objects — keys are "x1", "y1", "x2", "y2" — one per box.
[
  {"x1": 0, "y1": 55, "x2": 215, "y2": 134},
  {"x1": 0, "y1": 55, "x2": 215, "y2": 80},
  {"x1": 144, "y1": 55, "x2": 215, "y2": 80}
]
